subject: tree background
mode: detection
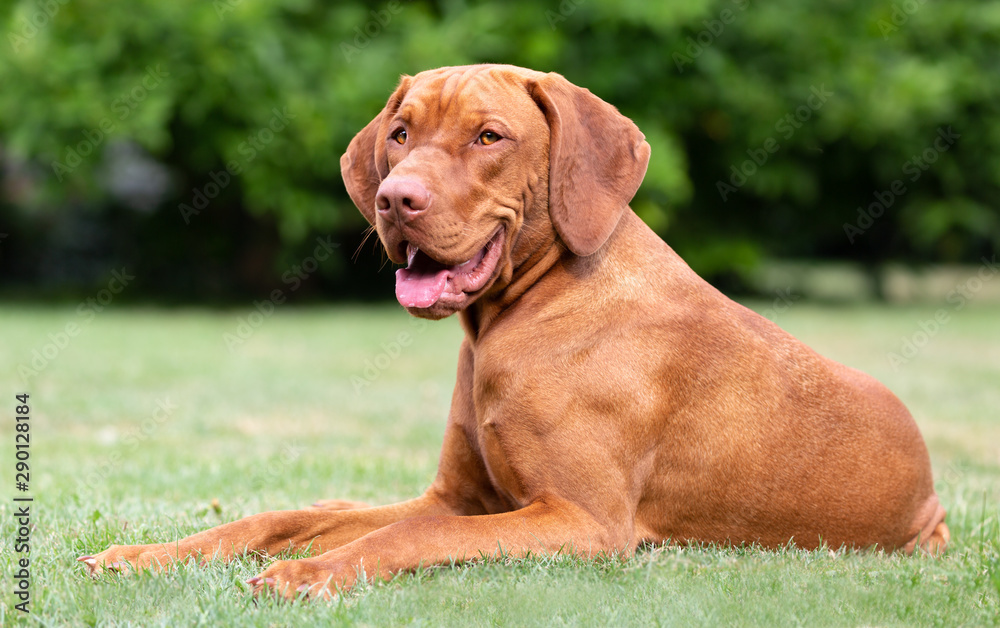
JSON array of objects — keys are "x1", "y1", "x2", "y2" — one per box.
[{"x1": 1, "y1": 0, "x2": 997, "y2": 301}]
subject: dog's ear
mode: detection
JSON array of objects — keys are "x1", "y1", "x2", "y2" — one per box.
[
  {"x1": 340, "y1": 77, "x2": 412, "y2": 225},
  {"x1": 529, "y1": 73, "x2": 651, "y2": 256}
]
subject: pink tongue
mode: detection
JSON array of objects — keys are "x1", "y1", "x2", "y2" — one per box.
[{"x1": 395, "y1": 267, "x2": 450, "y2": 308}]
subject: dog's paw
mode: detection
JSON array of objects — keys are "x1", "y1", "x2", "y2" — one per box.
[
  {"x1": 78, "y1": 544, "x2": 182, "y2": 576},
  {"x1": 247, "y1": 557, "x2": 356, "y2": 600}
]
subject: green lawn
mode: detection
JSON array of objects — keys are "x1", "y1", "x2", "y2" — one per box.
[{"x1": 1, "y1": 302, "x2": 998, "y2": 626}]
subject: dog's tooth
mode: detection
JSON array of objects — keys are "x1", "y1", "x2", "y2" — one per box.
[{"x1": 407, "y1": 244, "x2": 418, "y2": 266}]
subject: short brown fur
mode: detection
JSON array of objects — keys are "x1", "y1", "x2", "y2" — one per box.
[{"x1": 82, "y1": 65, "x2": 947, "y2": 598}]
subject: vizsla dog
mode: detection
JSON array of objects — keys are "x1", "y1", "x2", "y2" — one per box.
[{"x1": 81, "y1": 64, "x2": 948, "y2": 598}]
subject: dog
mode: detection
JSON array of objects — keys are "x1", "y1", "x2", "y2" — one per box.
[{"x1": 80, "y1": 64, "x2": 948, "y2": 598}]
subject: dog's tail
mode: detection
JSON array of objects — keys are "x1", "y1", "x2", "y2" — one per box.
[{"x1": 904, "y1": 495, "x2": 949, "y2": 555}]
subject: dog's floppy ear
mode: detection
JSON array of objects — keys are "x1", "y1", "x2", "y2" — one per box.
[
  {"x1": 529, "y1": 73, "x2": 651, "y2": 256},
  {"x1": 340, "y1": 76, "x2": 412, "y2": 225}
]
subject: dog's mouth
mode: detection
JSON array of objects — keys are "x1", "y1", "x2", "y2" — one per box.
[{"x1": 395, "y1": 226, "x2": 505, "y2": 310}]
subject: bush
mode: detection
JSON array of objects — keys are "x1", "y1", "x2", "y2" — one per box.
[{"x1": 1, "y1": 0, "x2": 997, "y2": 297}]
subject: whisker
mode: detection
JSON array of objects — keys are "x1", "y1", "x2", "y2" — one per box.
[{"x1": 352, "y1": 225, "x2": 379, "y2": 262}]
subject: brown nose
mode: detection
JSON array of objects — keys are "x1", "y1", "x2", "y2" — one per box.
[{"x1": 375, "y1": 178, "x2": 431, "y2": 221}]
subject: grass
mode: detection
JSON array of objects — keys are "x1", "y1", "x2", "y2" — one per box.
[{"x1": 0, "y1": 301, "x2": 998, "y2": 626}]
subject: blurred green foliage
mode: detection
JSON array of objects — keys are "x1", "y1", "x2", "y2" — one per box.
[{"x1": 1, "y1": 0, "x2": 998, "y2": 297}]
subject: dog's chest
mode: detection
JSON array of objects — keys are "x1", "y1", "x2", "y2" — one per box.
[
  {"x1": 470, "y1": 352, "x2": 566, "y2": 507},
  {"x1": 475, "y1": 418, "x2": 526, "y2": 508}
]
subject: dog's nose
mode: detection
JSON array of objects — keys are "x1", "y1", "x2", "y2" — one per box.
[{"x1": 376, "y1": 178, "x2": 431, "y2": 221}]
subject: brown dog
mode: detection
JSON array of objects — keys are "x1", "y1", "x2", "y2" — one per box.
[{"x1": 81, "y1": 64, "x2": 948, "y2": 598}]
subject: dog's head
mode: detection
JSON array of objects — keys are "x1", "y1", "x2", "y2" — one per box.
[{"x1": 341, "y1": 64, "x2": 650, "y2": 319}]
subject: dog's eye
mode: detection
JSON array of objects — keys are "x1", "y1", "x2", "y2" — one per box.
[
  {"x1": 392, "y1": 129, "x2": 407, "y2": 145},
  {"x1": 478, "y1": 131, "x2": 500, "y2": 145}
]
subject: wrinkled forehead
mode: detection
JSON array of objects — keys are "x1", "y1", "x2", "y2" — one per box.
[{"x1": 397, "y1": 67, "x2": 540, "y2": 127}]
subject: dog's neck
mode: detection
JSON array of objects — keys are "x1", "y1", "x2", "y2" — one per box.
[
  {"x1": 460, "y1": 235, "x2": 565, "y2": 339},
  {"x1": 460, "y1": 213, "x2": 637, "y2": 341},
  {"x1": 458, "y1": 209, "x2": 662, "y2": 341}
]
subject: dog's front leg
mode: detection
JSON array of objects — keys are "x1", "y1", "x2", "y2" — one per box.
[
  {"x1": 249, "y1": 496, "x2": 628, "y2": 599},
  {"x1": 79, "y1": 494, "x2": 452, "y2": 575}
]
